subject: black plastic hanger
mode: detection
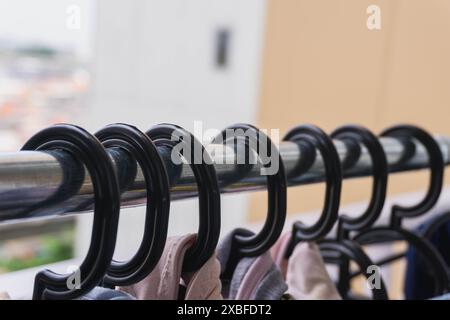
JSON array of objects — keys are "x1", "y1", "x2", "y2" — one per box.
[
  {"x1": 353, "y1": 124, "x2": 450, "y2": 296},
  {"x1": 22, "y1": 124, "x2": 121, "y2": 300},
  {"x1": 94, "y1": 123, "x2": 171, "y2": 287},
  {"x1": 283, "y1": 124, "x2": 341, "y2": 256},
  {"x1": 333, "y1": 125, "x2": 388, "y2": 237},
  {"x1": 216, "y1": 123, "x2": 287, "y2": 279},
  {"x1": 318, "y1": 125, "x2": 389, "y2": 300},
  {"x1": 146, "y1": 123, "x2": 221, "y2": 272},
  {"x1": 282, "y1": 125, "x2": 388, "y2": 299}
]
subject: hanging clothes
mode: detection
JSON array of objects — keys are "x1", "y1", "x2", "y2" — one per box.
[
  {"x1": 404, "y1": 217, "x2": 450, "y2": 300},
  {"x1": 234, "y1": 254, "x2": 273, "y2": 299},
  {"x1": 118, "y1": 234, "x2": 222, "y2": 300},
  {"x1": 217, "y1": 229, "x2": 288, "y2": 300},
  {"x1": 271, "y1": 233, "x2": 342, "y2": 300},
  {"x1": 252, "y1": 262, "x2": 291, "y2": 300}
]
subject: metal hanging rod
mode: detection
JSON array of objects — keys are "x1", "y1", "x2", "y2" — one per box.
[{"x1": 0, "y1": 135, "x2": 449, "y2": 223}]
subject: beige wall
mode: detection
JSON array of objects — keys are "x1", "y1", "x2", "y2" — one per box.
[{"x1": 250, "y1": 0, "x2": 450, "y2": 220}]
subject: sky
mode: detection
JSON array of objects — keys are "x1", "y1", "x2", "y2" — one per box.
[{"x1": 0, "y1": 0, "x2": 95, "y2": 58}]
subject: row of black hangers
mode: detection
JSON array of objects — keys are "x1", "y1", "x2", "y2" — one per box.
[{"x1": 20, "y1": 122, "x2": 450, "y2": 300}]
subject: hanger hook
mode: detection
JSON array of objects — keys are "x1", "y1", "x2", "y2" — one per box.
[
  {"x1": 95, "y1": 123, "x2": 171, "y2": 287},
  {"x1": 22, "y1": 124, "x2": 121, "y2": 300},
  {"x1": 284, "y1": 124, "x2": 342, "y2": 256},
  {"x1": 333, "y1": 125, "x2": 388, "y2": 239},
  {"x1": 213, "y1": 123, "x2": 287, "y2": 257},
  {"x1": 380, "y1": 124, "x2": 444, "y2": 228},
  {"x1": 146, "y1": 123, "x2": 221, "y2": 272}
]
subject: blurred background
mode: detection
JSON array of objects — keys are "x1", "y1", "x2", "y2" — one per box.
[{"x1": 1, "y1": 0, "x2": 450, "y2": 299}]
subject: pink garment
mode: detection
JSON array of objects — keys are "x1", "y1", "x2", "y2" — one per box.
[
  {"x1": 119, "y1": 234, "x2": 222, "y2": 300},
  {"x1": 271, "y1": 233, "x2": 342, "y2": 300},
  {"x1": 235, "y1": 253, "x2": 273, "y2": 300},
  {"x1": 271, "y1": 232, "x2": 291, "y2": 277}
]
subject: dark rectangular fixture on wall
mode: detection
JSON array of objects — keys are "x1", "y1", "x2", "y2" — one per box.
[{"x1": 215, "y1": 28, "x2": 231, "y2": 68}]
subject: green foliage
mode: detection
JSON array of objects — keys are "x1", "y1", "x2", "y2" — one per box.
[{"x1": 0, "y1": 229, "x2": 74, "y2": 273}]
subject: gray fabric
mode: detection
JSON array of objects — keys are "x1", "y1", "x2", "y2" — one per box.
[
  {"x1": 218, "y1": 229, "x2": 288, "y2": 300},
  {"x1": 216, "y1": 229, "x2": 244, "y2": 268},
  {"x1": 228, "y1": 257, "x2": 255, "y2": 299},
  {"x1": 217, "y1": 229, "x2": 258, "y2": 299},
  {"x1": 76, "y1": 287, "x2": 135, "y2": 300},
  {"x1": 253, "y1": 264, "x2": 288, "y2": 300},
  {"x1": 217, "y1": 229, "x2": 255, "y2": 300}
]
